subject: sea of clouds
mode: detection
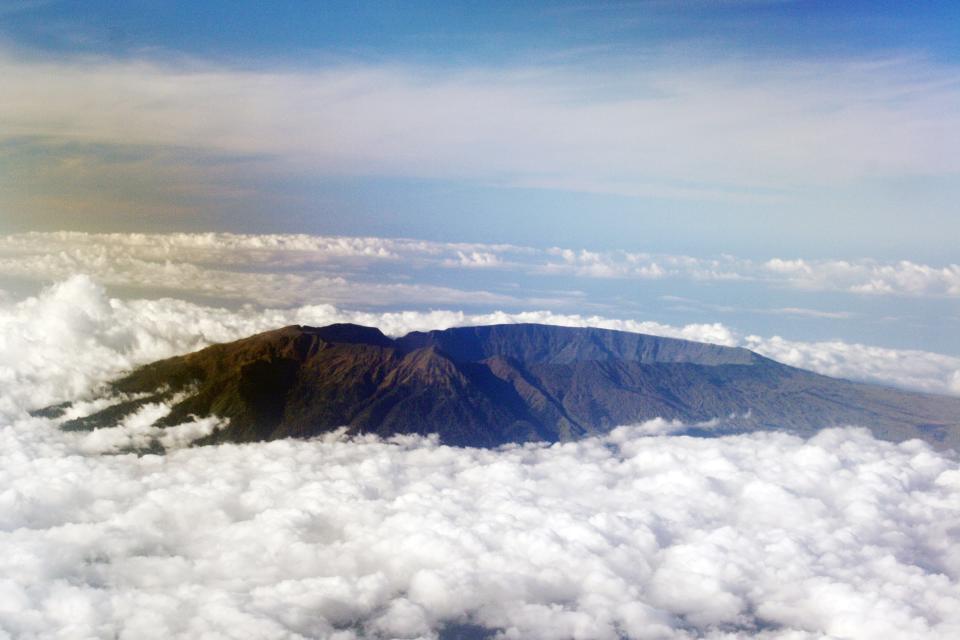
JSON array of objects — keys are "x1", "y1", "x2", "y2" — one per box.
[
  {"x1": 2, "y1": 233, "x2": 958, "y2": 305},
  {"x1": 2, "y1": 277, "x2": 960, "y2": 639}
]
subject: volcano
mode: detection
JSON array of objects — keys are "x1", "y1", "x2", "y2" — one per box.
[{"x1": 60, "y1": 323, "x2": 960, "y2": 449}]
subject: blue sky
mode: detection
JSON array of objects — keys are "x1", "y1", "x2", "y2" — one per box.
[
  {"x1": 2, "y1": 1, "x2": 958, "y2": 256},
  {"x1": 4, "y1": 1, "x2": 959, "y2": 65},
  {"x1": 0, "y1": 1, "x2": 958, "y2": 359}
]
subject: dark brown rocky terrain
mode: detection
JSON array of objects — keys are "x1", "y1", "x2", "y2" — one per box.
[{"x1": 59, "y1": 323, "x2": 960, "y2": 449}]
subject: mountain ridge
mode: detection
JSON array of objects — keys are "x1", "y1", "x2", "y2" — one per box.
[{"x1": 57, "y1": 323, "x2": 960, "y2": 450}]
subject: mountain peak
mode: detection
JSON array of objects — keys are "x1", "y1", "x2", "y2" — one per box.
[{"x1": 299, "y1": 323, "x2": 394, "y2": 347}]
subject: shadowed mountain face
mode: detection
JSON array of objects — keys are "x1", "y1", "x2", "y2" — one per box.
[{"x1": 62, "y1": 323, "x2": 960, "y2": 449}]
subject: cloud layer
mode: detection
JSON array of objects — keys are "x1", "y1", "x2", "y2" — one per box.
[
  {"x1": 3, "y1": 50, "x2": 959, "y2": 197},
  {"x1": 3, "y1": 415, "x2": 960, "y2": 638},
  {"x1": 2, "y1": 232, "x2": 959, "y2": 307},
  {"x1": 2, "y1": 274, "x2": 960, "y2": 639}
]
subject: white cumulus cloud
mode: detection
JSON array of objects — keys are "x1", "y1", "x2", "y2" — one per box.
[
  {"x1": 1, "y1": 274, "x2": 960, "y2": 639},
  {"x1": 1, "y1": 413, "x2": 959, "y2": 639}
]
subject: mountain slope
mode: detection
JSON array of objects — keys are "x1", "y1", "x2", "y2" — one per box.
[{"x1": 61, "y1": 323, "x2": 960, "y2": 449}]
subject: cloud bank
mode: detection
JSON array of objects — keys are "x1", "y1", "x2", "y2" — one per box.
[
  {"x1": 2, "y1": 415, "x2": 959, "y2": 638},
  {"x1": 3, "y1": 50, "x2": 959, "y2": 198},
  {"x1": 2, "y1": 274, "x2": 960, "y2": 639},
  {"x1": 2, "y1": 232, "x2": 959, "y2": 306}
]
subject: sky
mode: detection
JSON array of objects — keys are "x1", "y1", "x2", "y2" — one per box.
[
  {"x1": 3, "y1": 4, "x2": 960, "y2": 638},
  {"x1": 0, "y1": 1, "x2": 959, "y2": 363},
  {"x1": 1, "y1": 1, "x2": 958, "y2": 255}
]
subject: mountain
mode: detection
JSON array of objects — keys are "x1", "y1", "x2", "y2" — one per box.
[{"x1": 59, "y1": 323, "x2": 960, "y2": 450}]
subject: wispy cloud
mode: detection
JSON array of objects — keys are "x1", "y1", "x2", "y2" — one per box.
[
  {"x1": 1, "y1": 48, "x2": 958, "y2": 203},
  {"x1": 0, "y1": 0, "x2": 55, "y2": 17}
]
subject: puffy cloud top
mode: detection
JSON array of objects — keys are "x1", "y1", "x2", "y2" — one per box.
[
  {"x1": 1, "y1": 276, "x2": 960, "y2": 639},
  {"x1": 2, "y1": 416, "x2": 959, "y2": 639}
]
